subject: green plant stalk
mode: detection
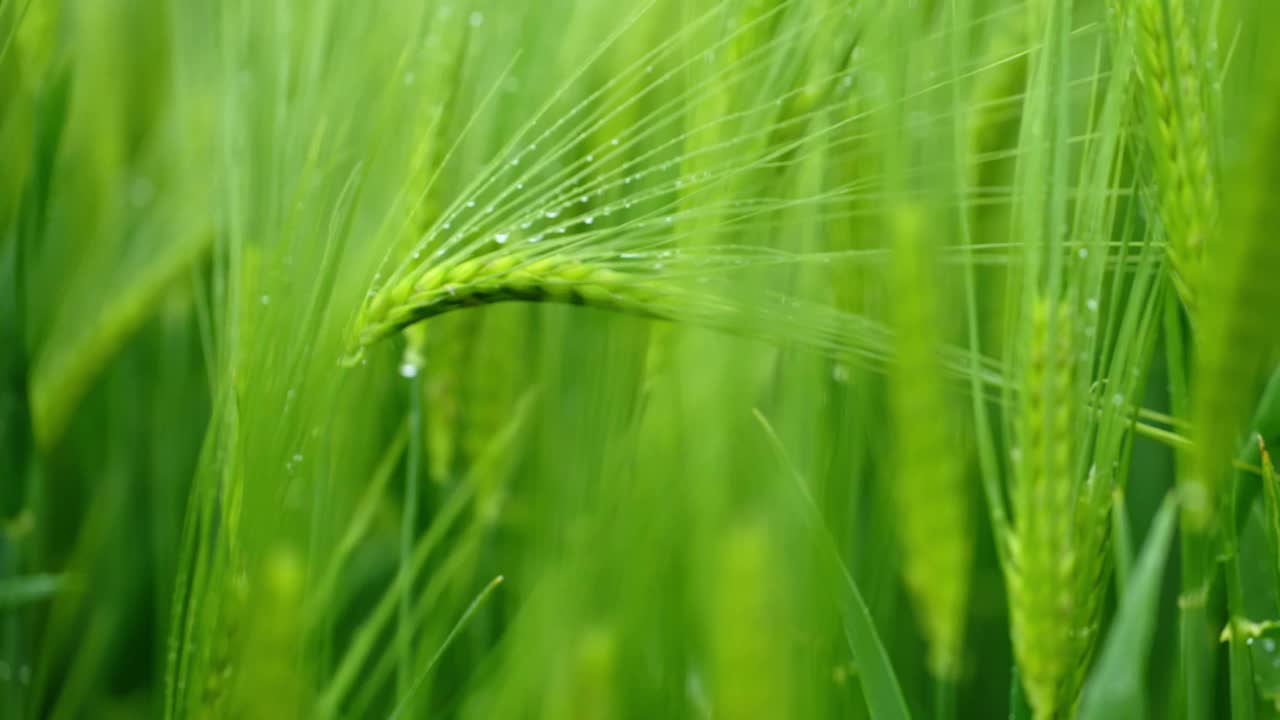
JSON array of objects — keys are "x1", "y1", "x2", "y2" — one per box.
[
  {"x1": 1261, "y1": 438, "x2": 1280, "y2": 613},
  {"x1": 1222, "y1": 372, "x2": 1280, "y2": 719},
  {"x1": 399, "y1": 363, "x2": 423, "y2": 703},
  {"x1": 1223, "y1": 524, "x2": 1256, "y2": 720},
  {"x1": 1164, "y1": 291, "x2": 1210, "y2": 720}
]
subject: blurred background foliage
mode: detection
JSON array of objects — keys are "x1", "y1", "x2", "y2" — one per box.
[{"x1": 2, "y1": 0, "x2": 1279, "y2": 718}]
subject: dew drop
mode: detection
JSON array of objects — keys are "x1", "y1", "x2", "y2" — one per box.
[
  {"x1": 832, "y1": 363, "x2": 851, "y2": 384},
  {"x1": 495, "y1": 232, "x2": 510, "y2": 243},
  {"x1": 260, "y1": 294, "x2": 271, "y2": 305},
  {"x1": 545, "y1": 209, "x2": 561, "y2": 218},
  {"x1": 399, "y1": 362, "x2": 420, "y2": 378}
]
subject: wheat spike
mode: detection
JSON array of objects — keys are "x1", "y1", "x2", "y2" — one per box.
[
  {"x1": 1009, "y1": 297, "x2": 1077, "y2": 718},
  {"x1": 886, "y1": 205, "x2": 972, "y2": 680},
  {"x1": 1132, "y1": 0, "x2": 1218, "y2": 310},
  {"x1": 348, "y1": 252, "x2": 687, "y2": 359}
]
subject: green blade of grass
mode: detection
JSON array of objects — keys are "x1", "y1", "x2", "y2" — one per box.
[
  {"x1": 1077, "y1": 494, "x2": 1179, "y2": 720},
  {"x1": 753, "y1": 408, "x2": 911, "y2": 720},
  {"x1": 0, "y1": 572, "x2": 64, "y2": 608}
]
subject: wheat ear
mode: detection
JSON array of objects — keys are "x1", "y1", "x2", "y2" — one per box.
[{"x1": 1133, "y1": 0, "x2": 1218, "y2": 310}]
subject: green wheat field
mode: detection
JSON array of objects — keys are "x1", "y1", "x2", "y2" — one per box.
[{"x1": 2, "y1": 0, "x2": 1280, "y2": 717}]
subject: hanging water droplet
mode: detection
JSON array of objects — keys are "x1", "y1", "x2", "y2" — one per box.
[
  {"x1": 832, "y1": 363, "x2": 851, "y2": 383},
  {"x1": 399, "y1": 362, "x2": 420, "y2": 378}
]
